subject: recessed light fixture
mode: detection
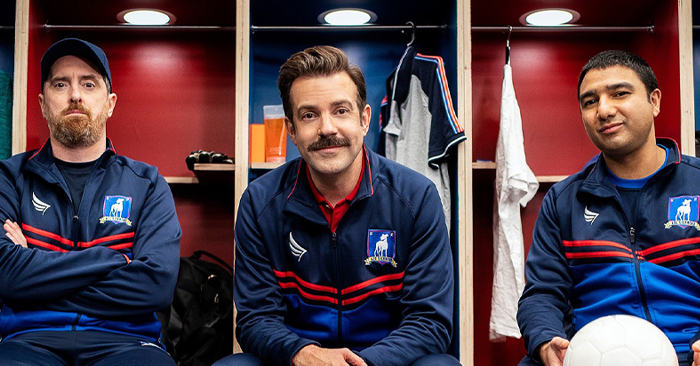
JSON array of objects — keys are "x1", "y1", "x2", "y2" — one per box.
[
  {"x1": 520, "y1": 9, "x2": 580, "y2": 26},
  {"x1": 117, "y1": 9, "x2": 175, "y2": 26},
  {"x1": 318, "y1": 8, "x2": 377, "y2": 26}
]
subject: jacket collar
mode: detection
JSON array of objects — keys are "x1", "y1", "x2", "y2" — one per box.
[
  {"x1": 579, "y1": 138, "x2": 680, "y2": 197},
  {"x1": 284, "y1": 144, "x2": 375, "y2": 221},
  {"x1": 24, "y1": 138, "x2": 118, "y2": 182}
]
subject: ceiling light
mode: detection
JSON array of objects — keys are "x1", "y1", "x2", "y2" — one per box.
[
  {"x1": 118, "y1": 9, "x2": 175, "y2": 26},
  {"x1": 521, "y1": 9, "x2": 580, "y2": 26},
  {"x1": 319, "y1": 9, "x2": 377, "y2": 26}
]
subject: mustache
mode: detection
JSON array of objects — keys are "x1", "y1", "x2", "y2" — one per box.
[
  {"x1": 62, "y1": 103, "x2": 92, "y2": 118},
  {"x1": 307, "y1": 136, "x2": 350, "y2": 152}
]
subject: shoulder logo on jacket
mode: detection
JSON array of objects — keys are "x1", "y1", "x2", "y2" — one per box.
[
  {"x1": 365, "y1": 229, "x2": 397, "y2": 267},
  {"x1": 32, "y1": 192, "x2": 51, "y2": 215},
  {"x1": 99, "y1": 195, "x2": 132, "y2": 226},
  {"x1": 289, "y1": 232, "x2": 307, "y2": 261},
  {"x1": 584, "y1": 206, "x2": 599, "y2": 224},
  {"x1": 665, "y1": 196, "x2": 700, "y2": 230}
]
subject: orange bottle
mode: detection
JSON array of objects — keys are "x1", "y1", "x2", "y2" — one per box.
[{"x1": 263, "y1": 105, "x2": 286, "y2": 163}]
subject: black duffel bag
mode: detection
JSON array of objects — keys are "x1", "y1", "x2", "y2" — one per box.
[{"x1": 158, "y1": 250, "x2": 234, "y2": 366}]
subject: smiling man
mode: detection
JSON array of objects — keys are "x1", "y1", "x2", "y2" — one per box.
[
  {"x1": 0, "y1": 38, "x2": 181, "y2": 365},
  {"x1": 213, "y1": 46, "x2": 459, "y2": 366},
  {"x1": 516, "y1": 50, "x2": 700, "y2": 366}
]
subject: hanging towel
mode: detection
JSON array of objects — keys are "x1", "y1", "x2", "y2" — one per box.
[
  {"x1": 382, "y1": 47, "x2": 465, "y2": 229},
  {"x1": 489, "y1": 63, "x2": 538, "y2": 342},
  {"x1": 0, "y1": 69, "x2": 12, "y2": 159}
]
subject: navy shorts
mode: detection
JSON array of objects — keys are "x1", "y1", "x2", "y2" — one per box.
[{"x1": 0, "y1": 330, "x2": 176, "y2": 366}]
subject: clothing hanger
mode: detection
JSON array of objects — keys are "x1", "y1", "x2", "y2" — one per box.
[
  {"x1": 389, "y1": 21, "x2": 418, "y2": 119},
  {"x1": 505, "y1": 25, "x2": 512, "y2": 64},
  {"x1": 395, "y1": 21, "x2": 415, "y2": 74},
  {"x1": 394, "y1": 21, "x2": 416, "y2": 83},
  {"x1": 406, "y1": 21, "x2": 416, "y2": 47}
]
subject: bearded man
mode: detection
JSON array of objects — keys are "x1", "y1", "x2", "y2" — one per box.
[{"x1": 0, "y1": 38, "x2": 181, "y2": 366}]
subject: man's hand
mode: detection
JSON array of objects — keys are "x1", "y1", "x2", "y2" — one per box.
[
  {"x1": 292, "y1": 345, "x2": 367, "y2": 366},
  {"x1": 4, "y1": 220, "x2": 27, "y2": 248},
  {"x1": 538, "y1": 337, "x2": 570, "y2": 366},
  {"x1": 692, "y1": 340, "x2": 700, "y2": 366}
]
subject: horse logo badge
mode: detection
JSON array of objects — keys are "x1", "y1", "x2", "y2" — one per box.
[
  {"x1": 99, "y1": 195, "x2": 133, "y2": 226},
  {"x1": 365, "y1": 229, "x2": 397, "y2": 267},
  {"x1": 665, "y1": 196, "x2": 700, "y2": 230}
]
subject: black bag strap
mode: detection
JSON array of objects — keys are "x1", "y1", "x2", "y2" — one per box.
[{"x1": 192, "y1": 250, "x2": 233, "y2": 274}]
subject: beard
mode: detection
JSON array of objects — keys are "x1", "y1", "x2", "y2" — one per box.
[{"x1": 45, "y1": 102, "x2": 109, "y2": 148}]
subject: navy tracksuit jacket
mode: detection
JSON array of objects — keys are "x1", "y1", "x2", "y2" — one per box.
[
  {"x1": 0, "y1": 139, "x2": 180, "y2": 343},
  {"x1": 234, "y1": 147, "x2": 454, "y2": 366},
  {"x1": 518, "y1": 139, "x2": 700, "y2": 365}
]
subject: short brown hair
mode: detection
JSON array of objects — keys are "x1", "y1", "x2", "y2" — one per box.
[{"x1": 278, "y1": 45, "x2": 367, "y2": 121}]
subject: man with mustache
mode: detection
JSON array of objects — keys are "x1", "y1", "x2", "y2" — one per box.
[
  {"x1": 213, "y1": 46, "x2": 459, "y2": 366},
  {"x1": 517, "y1": 50, "x2": 700, "y2": 366},
  {"x1": 0, "y1": 38, "x2": 181, "y2": 365}
]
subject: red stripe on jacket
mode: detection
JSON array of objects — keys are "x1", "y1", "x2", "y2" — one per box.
[
  {"x1": 342, "y1": 271, "x2": 404, "y2": 295},
  {"x1": 78, "y1": 232, "x2": 135, "y2": 248},
  {"x1": 22, "y1": 224, "x2": 73, "y2": 246}
]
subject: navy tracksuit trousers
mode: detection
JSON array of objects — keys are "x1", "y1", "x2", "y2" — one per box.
[{"x1": 0, "y1": 330, "x2": 175, "y2": 366}]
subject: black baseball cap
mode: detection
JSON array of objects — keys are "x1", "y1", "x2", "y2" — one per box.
[{"x1": 40, "y1": 38, "x2": 113, "y2": 93}]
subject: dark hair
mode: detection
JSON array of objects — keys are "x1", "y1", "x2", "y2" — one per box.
[
  {"x1": 578, "y1": 50, "x2": 658, "y2": 99},
  {"x1": 278, "y1": 45, "x2": 367, "y2": 121}
]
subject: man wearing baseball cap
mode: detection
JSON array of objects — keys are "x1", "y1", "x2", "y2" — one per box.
[{"x1": 0, "y1": 38, "x2": 181, "y2": 365}]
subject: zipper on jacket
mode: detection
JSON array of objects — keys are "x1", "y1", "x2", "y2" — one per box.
[
  {"x1": 72, "y1": 214, "x2": 80, "y2": 248},
  {"x1": 63, "y1": 187, "x2": 79, "y2": 248},
  {"x1": 631, "y1": 226, "x2": 652, "y2": 322},
  {"x1": 629, "y1": 227, "x2": 635, "y2": 245},
  {"x1": 72, "y1": 313, "x2": 81, "y2": 330},
  {"x1": 330, "y1": 230, "x2": 343, "y2": 344},
  {"x1": 608, "y1": 184, "x2": 652, "y2": 322},
  {"x1": 610, "y1": 186, "x2": 652, "y2": 323},
  {"x1": 627, "y1": 176, "x2": 654, "y2": 323},
  {"x1": 56, "y1": 173, "x2": 79, "y2": 248}
]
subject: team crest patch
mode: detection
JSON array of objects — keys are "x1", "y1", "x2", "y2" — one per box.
[
  {"x1": 99, "y1": 195, "x2": 133, "y2": 226},
  {"x1": 365, "y1": 229, "x2": 397, "y2": 267},
  {"x1": 665, "y1": 196, "x2": 700, "y2": 230}
]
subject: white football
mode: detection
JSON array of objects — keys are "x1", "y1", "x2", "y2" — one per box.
[{"x1": 563, "y1": 314, "x2": 678, "y2": 366}]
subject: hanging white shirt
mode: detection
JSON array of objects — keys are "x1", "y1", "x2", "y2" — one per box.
[{"x1": 489, "y1": 63, "x2": 539, "y2": 342}]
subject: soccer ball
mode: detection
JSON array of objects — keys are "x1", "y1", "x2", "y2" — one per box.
[{"x1": 563, "y1": 314, "x2": 678, "y2": 366}]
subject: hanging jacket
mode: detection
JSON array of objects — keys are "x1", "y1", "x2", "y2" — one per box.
[
  {"x1": 0, "y1": 139, "x2": 181, "y2": 342},
  {"x1": 382, "y1": 46, "x2": 465, "y2": 230},
  {"x1": 234, "y1": 146, "x2": 454, "y2": 366},
  {"x1": 518, "y1": 138, "x2": 700, "y2": 364}
]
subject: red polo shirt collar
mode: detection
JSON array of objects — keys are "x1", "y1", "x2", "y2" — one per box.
[{"x1": 306, "y1": 152, "x2": 365, "y2": 233}]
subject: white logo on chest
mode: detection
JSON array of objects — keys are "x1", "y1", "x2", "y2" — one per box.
[
  {"x1": 289, "y1": 232, "x2": 307, "y2": 261},
  {"x1": 32, "y1": 192, "x2": 51, "y2": 215},
  {"x1": 584, "y1": 206, "x2": 599, "y2": 224}
]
